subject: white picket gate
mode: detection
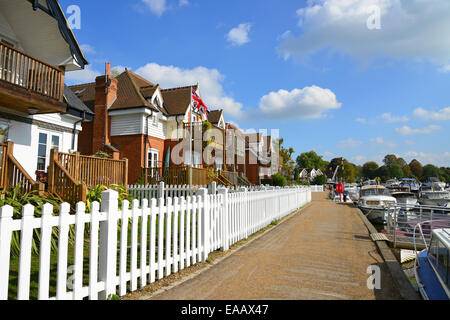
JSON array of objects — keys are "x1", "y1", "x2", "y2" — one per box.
[{"x1": 0, "y1": 186, "x2": 311, "y2": 300}]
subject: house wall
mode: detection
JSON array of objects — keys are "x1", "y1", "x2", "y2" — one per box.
[
  {"x1": 0, "y1": 111, "x2": 81, "y2": 180},
  {"x1": 110, "y1": 134, "x2": 166, "y2": 184}
]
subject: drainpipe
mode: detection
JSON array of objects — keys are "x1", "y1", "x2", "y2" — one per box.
[
  {"x1": 144, "y1": 110, "x2": 154, "y2": 167},
  {"x1": 70, "y1": 110, "x2": 88, "y2": 152}
]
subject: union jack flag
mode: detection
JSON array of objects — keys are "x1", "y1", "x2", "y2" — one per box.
[{"x1": 191, "y1": 88, "x2": 209, "y2": 115}]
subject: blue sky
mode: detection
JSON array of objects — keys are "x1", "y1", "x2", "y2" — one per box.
[{"x1": 62, "y1": 0, "x2": 450, "y2": 167}]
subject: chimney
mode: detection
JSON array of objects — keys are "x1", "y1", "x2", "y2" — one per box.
[{"x1": 92, "y1": 62, "x2": 118, "y2": 154}]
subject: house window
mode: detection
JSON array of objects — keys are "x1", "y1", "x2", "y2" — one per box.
[
  {"x1": 147, "y1": 148, "x2": 159, "y2": 168},
  {"x1": 37, "y1": 132, "x2": 60, "y2": 172}
]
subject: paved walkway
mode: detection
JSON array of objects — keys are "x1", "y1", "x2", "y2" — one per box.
[{"x1": 151, "y1": 193, "x2": 402, "y2": 300}]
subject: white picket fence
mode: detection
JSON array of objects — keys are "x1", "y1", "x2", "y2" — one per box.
[
  {"x1": 310, "y1": 185, "x2": 324, "y2": 192},
  {"x1": 0, "y1": 186, "x2": 311, "y2": 300}
]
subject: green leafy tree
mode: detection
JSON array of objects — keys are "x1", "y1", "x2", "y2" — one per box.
[
  {"x1": 296, "y1": 151, "x2": 327, "y2": 170},
  {"x1": 376, "y1": 166, "x2": 391, "y2": 182},
  {"x1": 312, "y1": 174, "x2": 327, "y2": 185},
  {"x1": 422, "y1": 164, "x2": 440, "y2": 182},
  {"x1": 409, "y1": 159, "x2": 423, "y2": 179},
  {"x1": 362, "y1": 162, "x2": 379, "y2": 179},
  {"x1": 389, "y1": 163, "x2": 404, "y2": 179}
]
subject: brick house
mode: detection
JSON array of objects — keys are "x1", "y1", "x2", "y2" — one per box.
[
  {"x1": 70, "y1": 66, "x2": 211, "y2": 184},
  {"x1": 244, "y1": 133, "x2": 274, "y2": 185}
]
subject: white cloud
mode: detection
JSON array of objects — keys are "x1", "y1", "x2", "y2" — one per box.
[
  {"x1": 141, "y1": 0, "x2": 167, "y2": 16},
  {"x1": 226, "y1": 23, "x2": 252, "y2": 46},
  {"x1": 380, "y1": 112, "x2": 409, "y2": 123},
  {"x1": 323, "y1": 151, "x2": 335, "y2": 159},
  {"x1": 258, "y1": 86, "x2": 342, "y2": 120},
  {"x1": 179, "y1": 0, "x2": 189, "y2": 6},
  {"x1": 65, "y1": 65, "x2": 101, "y2": 85},
  {"x1": 371, "y1": 137, "x2": 397, "y2": 148},
  {"x1": 352, "y1": 155, "x2": 368, "y2": 165},
  {"x1": 355, "y1": 117, "x2": 376, "y2": 125},
  {"x1": 405, "y1": 140, "x2": 416, "y2": 146},
  {"x1": 413, "y1": 107, "x2": 450, "y2": 121},
  {"x1": 403, "y1": 151, "x2": 450, "y2": 166},
  {"x1": 279, "y1": 0, "x2": 450, "y2": 69},
  {"x1": 338, "y1": 138, "x2": 363, "y2": 149},
  {"x1": 135, "y1": 63, "x2": 244, "y2": 118},
  {"x1": 80, "y1": 44, "x2": 95, "y2": 54},
  {"x1": 395, "y1": 125, "x2": 441, "y2": 136}
]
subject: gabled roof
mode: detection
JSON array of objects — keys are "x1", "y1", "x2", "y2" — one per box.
[
  {"x1": 69, "y1": 69, "x2": 160, "y2": 113},
  {"x1": 63, "y1": 84, "x2": 94, "y2": 120},
  {"x1": 69, "y1": 82, "x2": 96, "y2": 111},
  {"x1": 161, "y1": 85, "x2": 198, "y2": 116},
  {"x1": 208, "y1": 109, "x2": 223, "y2": 125}
]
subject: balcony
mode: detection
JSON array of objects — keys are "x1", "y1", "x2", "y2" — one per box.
[{"x1": 0, "y1": 42, "x2": 66, "y2": 114}]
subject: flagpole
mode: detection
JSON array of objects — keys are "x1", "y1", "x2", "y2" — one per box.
[{"x1": 189, "y1": 86, "x2": 193, "y2": 186}]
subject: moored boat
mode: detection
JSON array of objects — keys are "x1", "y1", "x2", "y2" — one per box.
[
  {"x1": 358, "y1": 185, "x2": 397, "y2": 224},
  {"x1": 390, "y1": 186, "x2": 418, "y2": 207},
  {"x1": 414, "y1": 228, "x2": 450, "y2": 300},
  {"x1": 419, "y1": 183, "x2": 450, "y2": 207}
]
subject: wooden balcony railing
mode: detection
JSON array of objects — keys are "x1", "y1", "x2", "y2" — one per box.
[{"x1": 0, "y1": 42, "x2": 64, "y2": 101}]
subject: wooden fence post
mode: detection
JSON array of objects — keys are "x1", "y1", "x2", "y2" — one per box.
[
  {"x1": 219, "y1": 187, "x2": 229, "y2": 251},
  {"x1": 99, "y1": 189, "x2": 119, "y2": 300},
  {"x1": 48, "y1": 149, "x2": 58, "y2": 194},
  {"x1": 123, "y1": 158, "x2": 128, "y2": 190},
  {"x1": 74, "y1": 152, "x2": 80, "y2": 182},
  {"x1": 4, "y1": 141, "x2": 13, "y2": 190}
]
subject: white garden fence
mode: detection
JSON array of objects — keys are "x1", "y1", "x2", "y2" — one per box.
[
  {"x1": 310, "y1": 185, "x2": 324, "y2": 192},
  {"x1": 0, "y1": 186, "x2": 311, "y2": 300}
]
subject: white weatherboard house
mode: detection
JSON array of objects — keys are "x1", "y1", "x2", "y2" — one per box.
[{"x1": 0, "y1": 0, "x2": 90, "y2": 180}]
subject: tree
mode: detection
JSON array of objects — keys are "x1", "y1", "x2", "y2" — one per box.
[
  {"x1": 312, "y1": 174, "x2": 327, "y2": 185},
  {"x1": 376, "y1": 166, "x2": 391, "y2": 182},
  {"x1": 402, "y1": 164, "x2": 412, "y2": 178},
  {"x1": 277, "y1": 138, "x2": 295, "y2": 179},
  {"x1": 296, "y1": 151, "x2": 327, "y2": 170},
  {"x1": 389, "y1": 163, "x2": 404, "y2": 179},
  {"x1": 383, "y1": 154, "x2": 398, "y2": 168},
  {"x1": 422, "y1": 164, "x2": 440, "y2": 182},
  {"x1": 362, "y1": 162, "x2": 379, "y2": 179},
  {"x1": 329, "y1": 158, "x2": 357, "y2": 182},
  {"x1": 409, "y1": 159, "x2": 423, "y2": 179}
]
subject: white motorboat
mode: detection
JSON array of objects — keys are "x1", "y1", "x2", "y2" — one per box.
[
  {"x1": 388, "y1": 186, "x2": 418, "y2": 207},
  {"x1": 358, "y1": 185, "x2": 397, "y2": 224},
  {"x1": 419, "y1": 183, "x2": 450, "y2": 207}
]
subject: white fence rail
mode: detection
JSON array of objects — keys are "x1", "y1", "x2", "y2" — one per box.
[
  {"x1": 0, "y1": 186, "x2": 311, "y2": 300},
  {"x1": 310, "y1": 185, "x2": 324, "y2": 192}
]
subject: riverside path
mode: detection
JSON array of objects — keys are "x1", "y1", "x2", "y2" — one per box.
[{"x1": 149, "y1": 192, "x2": 403, "y2": 300}]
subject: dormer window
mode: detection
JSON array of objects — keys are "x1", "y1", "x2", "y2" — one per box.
[{"x1": 153, "y1": 96, "x2": 161, "y2": 109}]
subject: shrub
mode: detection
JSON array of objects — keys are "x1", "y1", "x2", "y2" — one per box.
[
  {"x1": 312, "y1": 174, "x2": 327, "y2": 185},
  {"x1": 0, "y1": 184, "x2": 64, "y2": 257},
  {"x1": 271, "y1": 173, "x2": 287, "y2": 187}
]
